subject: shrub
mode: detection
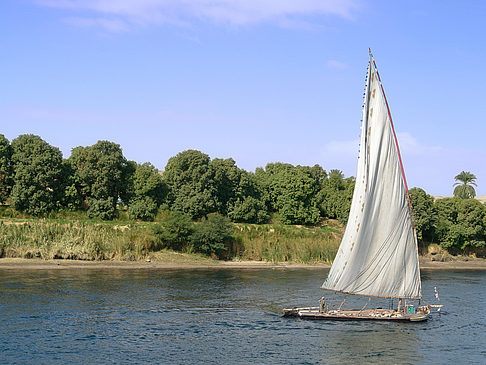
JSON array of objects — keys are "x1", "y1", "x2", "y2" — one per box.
[
  {"x1": 191, "y1": 213, "x2": 233, "y2": 256},
  {"x1": 279, "y1": 198, "x2": 320, "y2": 225},
  {"x1": 152, "y1": 211, "x2": 194, "y2": 250},
  {"x1": 434, "y1": 197, "x2": 486, "y2": 252},
  {"x1": 128, "y1": 197, "x2": 158, "y2": 221},
  {"x1": 87, "y1": 198, "x2": 116, "y2": 220},
  {"x1": 228, "y1": 196, "x2": 269, "y2": 224},
  {"x1": 409, "y1": 187, "x2": 436, "y2": 242}
]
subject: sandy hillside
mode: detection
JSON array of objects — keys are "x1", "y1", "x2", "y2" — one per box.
[
  {"x1": 476, "y1": 195, "x2": 486, "y2": 203},
  {"x1": 434, "y1": 195, "x2": 486, "y2": 203}
]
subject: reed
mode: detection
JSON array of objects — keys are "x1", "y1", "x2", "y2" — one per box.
[
  {"x1": 233, "y1": 224, "x2": 341, "y2": 264},
  {"x1": 0, "y1": 221, "x2": 154, "y2": 261},
  {"x1": 0, "y1": 218, "x2": 342, "y2": 264}
]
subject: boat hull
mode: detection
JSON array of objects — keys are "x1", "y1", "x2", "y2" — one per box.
[{"x1": 282, "y1": 307, "x2": 429, "y2": 322}]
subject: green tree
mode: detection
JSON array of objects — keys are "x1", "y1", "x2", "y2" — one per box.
[
  {"x1": 310, "y1": 164, "x2": 328, "y2": 188},
  {"x1": 255, "y1": 162, "x2": 293, "y2": 212},
  {"x1": 127, "y1": 163, "x2": 167, "y2": 221},
  {"x1": 453, "y1": 171, "x2": 477, "y2": 198},
  {"x1": 59, "y1": 159, "x2": 82, "y2": 210},
  {"x1": 317, "y1": 170, "x2": 355, "y2": 224},
  {"x1": 212, "y1": 159, "x2": 269, "y2": 223},
  {"x1": 434, "y1": 197, "x2": 486, "y2": 252},
  {"x1": 191, "y1": 213, "x2": 234, "y2": 256},
  {"x1": 212, "y1": 159, "x2": 262, "y2": 209},
  {"x1": 164, "y1": 150, "x2": 268, "y2": 222},
  {"x1": 128, "y1": 197, "x2": 158, "y2": 221},
  {"x1": 434, "y1": 198, "x2": 457, "y2": 247},
  {"x1": 211, "y1": 157, "x2": 241, "y2": 215},
  {"x1": 163, "y1": 150, "x2": 217, "y2": 219},
  {"x1": 409, "y1": 187, "x2": 436, "y2": 242},
  {"x1": 228, "y1": 196, "x2": 269, "y2": 224},
  {"x1": 256, "y1": 163, "x2": 321, "y2": 225},
  {"x1": 10, "y1": 134, "x2": 64, "y2": 215},
  {"x1": 328, "y1": 169, "x2": 345, "y2": 189},
  {"x1": 86, "y1": 197, "x2": 116, "y2": 220},
  {"x1": 68, "y1": 140, "x2": 131, "y2": 219},
  {"x1": 233, "y1": 170, "x2": 268, "y2": 222},
  {"x1": 456, "y1": 199, "x2": 486, "y2": 250},
  {"x1": 0, "y1": 134, "x2": 13, "y2": 203},
  {"x1": 152, "y1": 211, "x2": 195, "y2": 250}
]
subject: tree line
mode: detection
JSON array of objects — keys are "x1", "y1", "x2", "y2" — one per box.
[
  {"x1": 0, "y1": 134, "x2": 354, "y2": 224},
  {"x1": 410, "y1": 187, "x2": 486, "y2": 253},
  {"x1": 0, "y1": 133, "x2": 484, "y2": 254}
]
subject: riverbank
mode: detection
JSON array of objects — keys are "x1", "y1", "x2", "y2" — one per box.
[
  {"x1": 0, "y1": 257, "x2": 330, "y2": 270},
  {"x1": 2, "y1": 217, "x2": 485, "y2": 270},
  {"x1": 1, "y1": 256, "x2": 486, "y2": 270},
  {"x1": 419, "y1": 257, "x2": 486, "y2": 270},
  {"x1": 0, "y1": 219, "x2": 341, "y2": 264}
]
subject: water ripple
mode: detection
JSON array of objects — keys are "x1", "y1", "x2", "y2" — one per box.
[{"x1": 0, "y1": 269, "x2": 484, "y2": 364}]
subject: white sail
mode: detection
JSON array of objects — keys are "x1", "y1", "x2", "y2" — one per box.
[{"x1": 321, "y1": 55, "x2": 421, "y2": 299}]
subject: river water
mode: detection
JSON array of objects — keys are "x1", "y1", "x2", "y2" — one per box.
[{"x1": 0, "y1": 268, "x2": 484, "y2": 364}]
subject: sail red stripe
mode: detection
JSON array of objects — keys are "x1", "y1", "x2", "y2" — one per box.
[
  {"x1": 372, "y1": 57, "x2": 409, "y2": 195},
  {"x1": 378, "y1": 83, "x2": 410, "y2": 195},
  {"x1": 372, "y1": 56, "x2": 414, "y2": 228},
  {"x1": 374, "y1": 61, "x2": 421, "y2": 296}
]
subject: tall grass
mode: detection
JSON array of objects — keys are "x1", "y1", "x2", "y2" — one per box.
[
  {"x1": 0, "y1": 218, "x2": 342, "y2": 264},
  {"x1": 0, "y1": 222, "x2": 154, "y2": 261},
  {"x1": 233, "y1": 224, "x2": 341, "y2": 264}
]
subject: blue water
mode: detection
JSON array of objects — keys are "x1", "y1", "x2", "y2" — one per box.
[{"x1": 0, "y1": 268, "x2": 485, "y2": 364}]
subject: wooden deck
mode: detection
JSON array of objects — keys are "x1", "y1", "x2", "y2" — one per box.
[{"x1": 282, "y1": 307, "x2": 429, "y2": 322}]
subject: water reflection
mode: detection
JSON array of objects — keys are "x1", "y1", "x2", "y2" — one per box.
[{"x1": 0, "y1": 269, "x2": 485, "y2": 364}]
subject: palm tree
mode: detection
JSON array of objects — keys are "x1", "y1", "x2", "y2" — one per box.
[
  {"x1": 328, "y1": 169, "x2": 345, "y2": 190},
  {"x1": 453, "y1": 171, "x2": 477, "y2": 198}
]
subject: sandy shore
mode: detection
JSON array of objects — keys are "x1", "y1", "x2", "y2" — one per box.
[
  {"x1": 419, "y1": 258, "x2": 486, "y2": 270},
  {"x1": 1, "y1": 257, "x2": 485, "y2": 270},
  {"x1": 0, "y1": 257, "x2": 331, "y2": 270}
]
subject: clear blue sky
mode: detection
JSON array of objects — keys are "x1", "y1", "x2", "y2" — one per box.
[{"x1": 1, "y1": 0, "x2": 485, "y2": 196}]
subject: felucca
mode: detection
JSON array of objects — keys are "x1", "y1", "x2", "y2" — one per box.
[{"x1": 283, "y1": 50, "x2": 431, "y2": 322}]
